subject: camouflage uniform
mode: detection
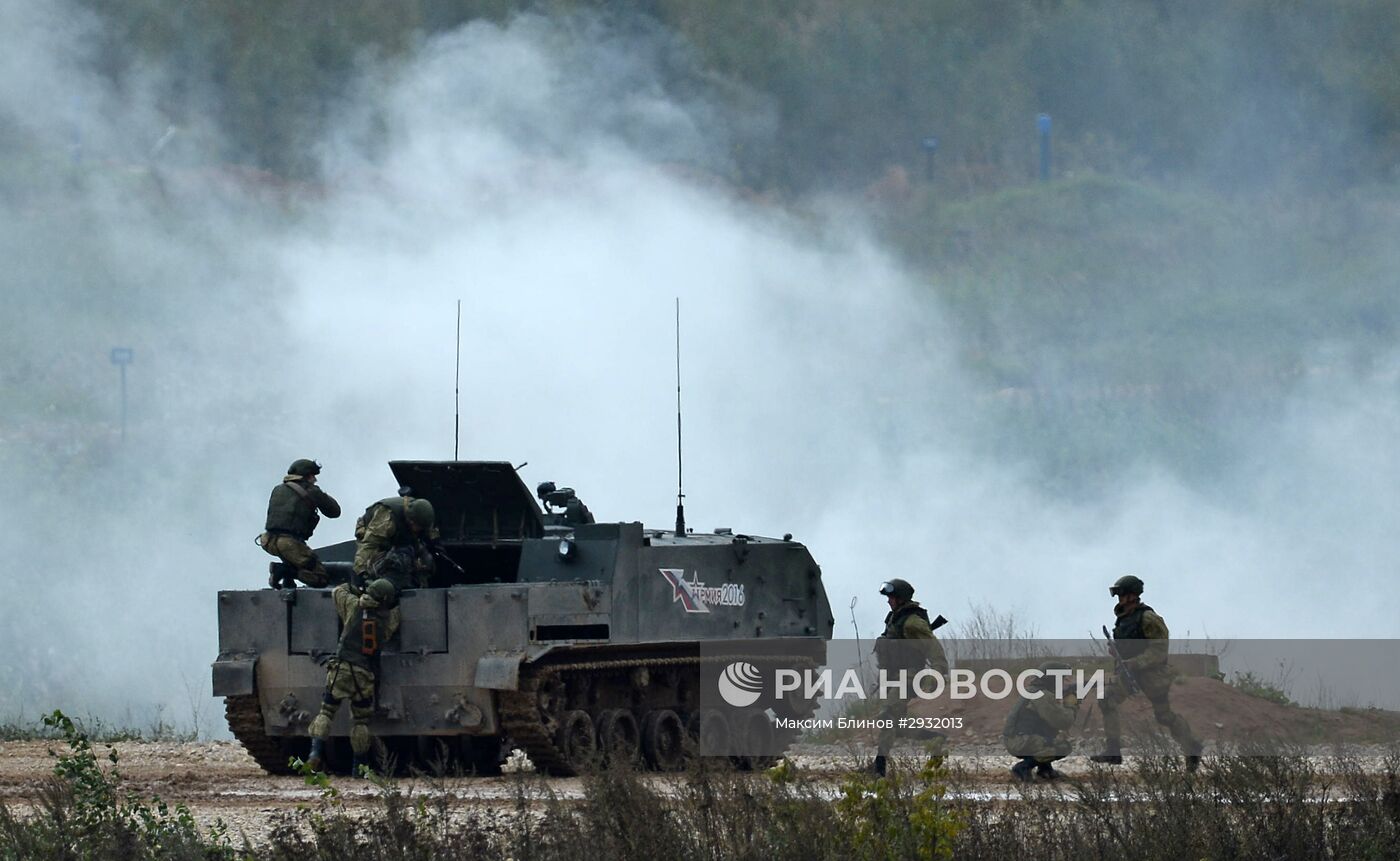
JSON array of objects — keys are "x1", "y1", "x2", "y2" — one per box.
[
  {"x1": 352, "y1": 496, "x2": 438, "y2": 590},
  {"x1": 1098, "y1": 601, "x2": 1202, "y2": 758},
  {"x1": 874, "y1": 599, "x2": 949, "y2": 763},
  {"x1": 1004, "y1": 661, "x2": 1079, "y2": 779},
  {"x1": 307, "y1": 577, "x2": 402, "y2": 770},
  {"x1": 258, "y1": 465, "x2": 340, "y2": 588}
]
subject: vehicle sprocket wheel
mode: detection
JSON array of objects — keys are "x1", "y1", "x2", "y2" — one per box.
[{"x1": 537, "y1": 676, "x2": 567, "y2": 734}]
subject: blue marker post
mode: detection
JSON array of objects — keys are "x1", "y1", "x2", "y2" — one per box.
[
  {"x1": 1037, "y1": 113, "x2": 1052, "y2": 182},
  {"x1": 110, "y1": 347, "x2": 133, "y2": 442},
  {"x1": 920, "y1": 135, "x2": 940, "y2": 183}
]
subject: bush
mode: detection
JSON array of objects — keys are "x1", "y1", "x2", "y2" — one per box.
[
  {"x1": 0, "y1": 709, "x2": 237, "y2": 860},
  {"x1": 1228, "y1": 671, "x2": 1293, "y2": 706}
]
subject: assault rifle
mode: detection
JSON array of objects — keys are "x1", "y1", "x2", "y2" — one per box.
[
  {"x1": 427, "y1": 540, "x2": 466, "y2": 579},
  {"x1": 1094, "y1": 624, "x2": 1139, "y2": 694},
  {"x1": 872, "y1": 613, "x2": 950, "y2": 672}
]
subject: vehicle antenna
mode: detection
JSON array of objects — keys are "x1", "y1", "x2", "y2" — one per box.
[
  {"x1": 674, "y1": 297, "x2": 686, "y2": 536},
  {"x1": 454, "y1": 299, "x2": 461, "y2": 461},
  {"x1": 851, "y1": 596, "x2": 867, "y2": 682}
]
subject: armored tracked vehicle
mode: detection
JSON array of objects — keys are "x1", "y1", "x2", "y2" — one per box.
[{"x1": 214, "y1": 461, "x2": 834, "y2": 775}]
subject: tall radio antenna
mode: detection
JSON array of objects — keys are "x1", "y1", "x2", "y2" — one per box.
[
  {"x1": 454, "y1": 299, "x2": 461, "y2": 461},
  {"x1": 674, "y1": 297, "x2": 686, "y2": 536}
]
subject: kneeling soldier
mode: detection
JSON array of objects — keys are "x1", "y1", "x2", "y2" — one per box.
[
  {"x1": 259, "y1": 459, "x2": 341, "y2": 588},
  {"x1": 1004, "y1": 660, "x2": 1079, "y2": 781}
]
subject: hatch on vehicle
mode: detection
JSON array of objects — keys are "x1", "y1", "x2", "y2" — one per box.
[{"x1": 388, "y1": 461, "x2": 544, "y2": 544}]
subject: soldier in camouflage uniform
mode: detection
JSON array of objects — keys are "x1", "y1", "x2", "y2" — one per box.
[
  {"x1": 871, "y1": 578, "x2": 948, "y2": 777},
  {"x1": 305, "y1": 555, "x2": 406, "y2": 776},
  {"x1": 352, "y1": 493, "x2": 438, "y2": 591},
  {"x1": 1004, "y1": 660, "x2": 1079, "y2": 780},
  {"x1": 258, "y1": 459, "x2": 341, "y2": 589},
  {"x1": 1091, "y1": 574, "x2": 1202, "y2": 770}
]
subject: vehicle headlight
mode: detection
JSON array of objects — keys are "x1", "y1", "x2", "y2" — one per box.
[{"x1": 557, "y1": 538, "x2": 577, "y2": 562}]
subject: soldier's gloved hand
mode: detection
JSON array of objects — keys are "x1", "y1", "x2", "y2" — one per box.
[{"x1": 1064, "y1": 694, "x2": 1079, "y2": 708}]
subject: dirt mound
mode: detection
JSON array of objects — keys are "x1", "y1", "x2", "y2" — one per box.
[{"x1": 919, "y1": 676, "x2": 1400, "y2": 751}]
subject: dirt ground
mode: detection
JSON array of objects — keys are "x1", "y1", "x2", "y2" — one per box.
[
  {"x1": 0, "y1": 736, "x2": 1080, "y2": 843},
  {"x1": 4, "y1": 677, "x2": 1398, "y2": 844}
]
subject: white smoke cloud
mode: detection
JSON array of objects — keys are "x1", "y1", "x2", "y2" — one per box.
[{"x1": 2, "y1": 5, "x2": 1398, "y2": 736}]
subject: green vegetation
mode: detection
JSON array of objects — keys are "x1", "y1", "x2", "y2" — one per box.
[
  {"x1": 1228, "y1": 670, "x2": 1294, "y2": 706},
  {"x1": 66, "y1": 0, "x2": 1400, "y2": 193},
  {"x1": 8, "y1": 712, "x2": 1400, "y2": 859},
  {"x1": 0, "y1": 710, "x2": 236, "y2": 859},
  {"x1": 0, "y1": 710, "x2": 198, "y2": 744},
  {"x1": 891, "y1": 174, "x2": 1400, "y2": 491},
  {"x1": 10, "y1": 1, "x2": 1400, "y2": 493}
]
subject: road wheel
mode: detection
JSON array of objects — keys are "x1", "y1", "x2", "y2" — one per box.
[
  {"x1": 555, "y1": 710, "x2": 598, "y2": 773},
  {"x1": 733, "y1": 710, "x2": 776, "y2": 771},
  {"x1": 596, "y1": 709, "x2": 641, "y2": 767},
  {"x1": 685, "y1": 708, "x2": 730, "y2": 757},
  {"x1": 641, "y1": 709, "x2": 686, "y2": 771}
]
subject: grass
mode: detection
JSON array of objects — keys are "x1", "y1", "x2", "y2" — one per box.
[
  {"x1": 0, "y1": 709, "x2": 198, "y2": 744},
  {"x1": 8, "y1": 708, "x2": 1400, "y2": 860},
  {"x1": 1228, "y1": 671, "x2": 1295, "y2": 707}
]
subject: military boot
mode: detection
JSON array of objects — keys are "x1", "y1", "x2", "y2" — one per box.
[
  {"x1": 870, "y1": 755, "x2": 887, "y2": 778},
  {"x1": 350, "y1": 754, "x2": 369, "y2": 779},
  {"x1": 1090, "y1": 743, "x2": 1123, "y2": 764},
  {"x1": 306, "y1": 738, "x2": 326, "y2": 773},
  {"x1": 1011, "y1": 758, "x2": 1035, "y2": 782},
  {"x1": 268, "y1": 562, "x2": 296, "y2": 589}
]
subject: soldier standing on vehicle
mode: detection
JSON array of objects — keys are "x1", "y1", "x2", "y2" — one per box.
[
  {"x1": 1090, "y1": 574, "x2": 1202, "y2": 770},
  {"x1": 306, "y1": 555, "x2": 406, "y2": 777},
  {"x1": 1004, "y1": 660, "x2": 1079, "y2": 780},
  {"x1": 352, "y1": 492, "x2": 439, "y2": 590},
  {"x1": 258, "y1": 459, "x2": 341, "y2": 589},
  {"x1": 871, "y1": 578, "x2": 948, "y2": 777}
]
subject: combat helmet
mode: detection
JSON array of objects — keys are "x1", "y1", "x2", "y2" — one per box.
[
  {"x1": 406, "y1": 498, "x2": 435, "y2": 530},
  {"x1": 1109, "y1": 574, "x2": 1144, "y2": 596},
  {"x1": 288, "y1": 458, "x2": 321, "y2": 477},
  {"x1": 878, "y1": 578, "x2": 915, "y2": 602},
  {"x1": 365, "y1": 578, "x2": 399, "y2": 608}
]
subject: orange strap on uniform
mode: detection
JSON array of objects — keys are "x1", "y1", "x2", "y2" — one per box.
[{"x1": 360, "y1": 613, "x2": 379, "y2": 656}]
